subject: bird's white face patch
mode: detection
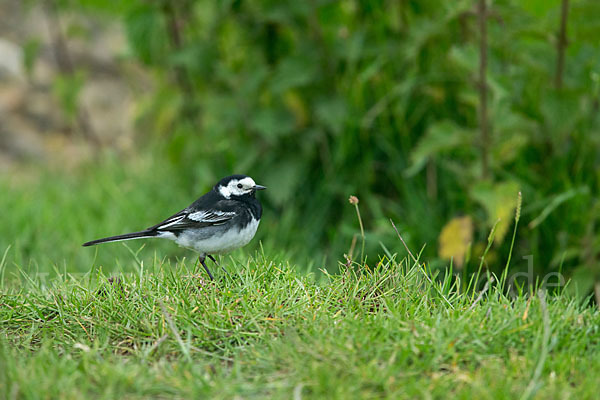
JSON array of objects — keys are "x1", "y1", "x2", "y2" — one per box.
[{"x1": 218, "y1": 177, "x2": 256, "y2": 198}]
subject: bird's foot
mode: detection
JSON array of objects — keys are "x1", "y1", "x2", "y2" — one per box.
[{"x1": 207, "y1": 254, "x2": 231, "y2": 277}]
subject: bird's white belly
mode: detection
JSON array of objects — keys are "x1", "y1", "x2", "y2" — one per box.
[{"x1": 175, "y1": 218, "x2": 260, "y2": 254}]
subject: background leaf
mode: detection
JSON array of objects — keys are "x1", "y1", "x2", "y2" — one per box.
[{"x1": 438, "y1": 216, "x2": 473, "y2": 268}]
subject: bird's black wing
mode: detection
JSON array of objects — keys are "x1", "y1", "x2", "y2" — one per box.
[{"x1": 147, "y1": 199, "x2": 239, "y2": 233}]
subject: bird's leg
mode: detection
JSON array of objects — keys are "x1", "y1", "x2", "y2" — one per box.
[
  {"x1": 198, "y1": 254, "x2": 214, "y2": 281},
  {"x1": 207, "y1": 254, "x2": 231, "y2": 277}
]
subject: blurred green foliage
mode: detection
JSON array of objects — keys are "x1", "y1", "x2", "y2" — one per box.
[{"x1": 19, "y1": 0, "x2": 600, "y2": 293}]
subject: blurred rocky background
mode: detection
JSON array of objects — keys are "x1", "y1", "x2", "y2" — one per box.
[{"x1": 0, "y1": 0, "x2": 145, "y2": 168}]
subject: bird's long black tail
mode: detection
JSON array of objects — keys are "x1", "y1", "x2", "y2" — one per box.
[{"x1": 82, "y1": 230, "x2": 157, "y2": 247}]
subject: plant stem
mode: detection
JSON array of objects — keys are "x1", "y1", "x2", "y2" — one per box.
[
  {"x1": 555, "y1": 0, "x2": 569, "y2": 89},
  {"x1": 477, "y1": 0, "x2": 489, "y2": 179},
  {"x1": 354, "y1": 203, "x2": 365, "y2": 262},
  {"x1": 469, "y1": 218, "x2": 498, "y2": 299},
  {"x1": 500, "y1": 192, "x2": 522, "y2": 292}
]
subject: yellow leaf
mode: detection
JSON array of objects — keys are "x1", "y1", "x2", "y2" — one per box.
[
  {"x1": 439, "y1": 216, "x2": 473, "y2": 268},
  {"x1": 471, "y1": 181, "x2": 520, "y2": 244}
]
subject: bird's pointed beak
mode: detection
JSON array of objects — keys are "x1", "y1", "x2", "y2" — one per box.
[{"x1": 253, "y1": 184, "x2": 267, "y2": 191}]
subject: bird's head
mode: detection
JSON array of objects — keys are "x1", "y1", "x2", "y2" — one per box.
[{"x1": 215, "y1": 175, "x2": 266, "y2": 199}]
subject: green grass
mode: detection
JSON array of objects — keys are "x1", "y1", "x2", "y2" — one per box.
[
  {"x1": 1, "y1": 158, "x2": 598, "y2": 398},
  {"x1": 1, "y1": 252, "x2": 599, "y2": 399}
]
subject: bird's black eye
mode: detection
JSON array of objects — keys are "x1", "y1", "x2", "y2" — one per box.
[{"x1": 237, "y1": 183, "x2": 243, "y2": 189}]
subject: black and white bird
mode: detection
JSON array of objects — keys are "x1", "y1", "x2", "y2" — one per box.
[{"x1": 83, "y1": 175, "x2": 266, "y2": 280}]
